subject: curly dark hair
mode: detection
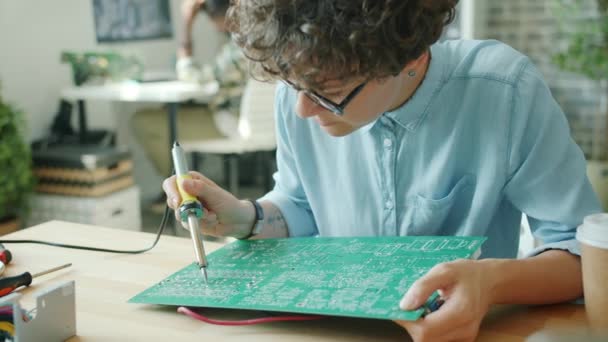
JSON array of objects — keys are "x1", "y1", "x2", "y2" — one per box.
[{"x1": 227, "y1": 0, "x2": 458, "y2": 90}]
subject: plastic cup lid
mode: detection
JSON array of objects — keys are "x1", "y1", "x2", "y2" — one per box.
[{"x1": 576, "y1": 213, "x2": 608, "y2": 249}]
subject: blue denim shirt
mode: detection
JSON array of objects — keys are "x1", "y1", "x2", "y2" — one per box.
[{"x1": 260, "y1": 40, "x2": 601, "y2": 259}]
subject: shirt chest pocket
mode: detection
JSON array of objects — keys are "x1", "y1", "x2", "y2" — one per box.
[{"x1": 403, "y1": 175, "x2": 475, "y2": 236}]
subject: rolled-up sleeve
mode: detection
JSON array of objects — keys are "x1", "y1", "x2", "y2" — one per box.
[
  {"x1": 259, "y1": 84, "x2": 318, "y2": 237},
  {"x1": 504, "y1": 61, "x2": 602, "y2": 257}
]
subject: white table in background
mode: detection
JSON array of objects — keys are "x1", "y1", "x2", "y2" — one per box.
[{"x1": 61, "y1": 81, "x2": 219, "y2": 170}]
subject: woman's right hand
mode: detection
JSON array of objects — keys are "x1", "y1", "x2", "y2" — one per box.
[{"x1": 162, "y1": 171, "x2": 255, "y2": 239}]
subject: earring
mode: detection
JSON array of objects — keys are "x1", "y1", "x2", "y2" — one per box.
[{"x1": 408, "y1": 70, "x2": 417, "y2": 78}]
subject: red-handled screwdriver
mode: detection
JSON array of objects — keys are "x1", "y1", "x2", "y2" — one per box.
[
  {"x1": 0, "y1": 263, "x2": 72, "y2": 297},
  {"x1": 0, "y1": 250, "x2": 12, "y2": 266},
  {"x1": 0, "y1": 243, "x2": 12, "y2": 276},
  {"x1": 0, "y1": 243, "x2": 12, "y2": 266}
]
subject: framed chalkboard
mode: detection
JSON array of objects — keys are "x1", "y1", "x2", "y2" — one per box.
[{"x1": 93, "y1": 0, "x2": 173, "y2": 43}]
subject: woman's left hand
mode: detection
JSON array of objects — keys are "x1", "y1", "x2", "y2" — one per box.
[{"x1": 395, "y1": 259, "x2": 495, "y2": 342}]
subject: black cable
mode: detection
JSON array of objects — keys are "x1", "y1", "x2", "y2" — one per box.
[{"x1": 0, "y1": 204, "x2": 171, "y2": 254}]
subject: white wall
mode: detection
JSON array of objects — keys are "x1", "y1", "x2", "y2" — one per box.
[{"x1": 0, "y1": 0, "x2": 223, "y2": 141}]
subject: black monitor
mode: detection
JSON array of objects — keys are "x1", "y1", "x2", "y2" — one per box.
[{"x1": 92, "y1": 0, "x2": 173, "y2": 43}]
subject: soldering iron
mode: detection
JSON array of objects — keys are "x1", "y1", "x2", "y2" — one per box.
[{"x1": 171, "y1": 141, "x2": 209, "y2": 283}]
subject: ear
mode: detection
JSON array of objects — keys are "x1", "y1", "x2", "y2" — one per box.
[{"x1": 401, "y1": 50, "x2": 430, "y2": 74}]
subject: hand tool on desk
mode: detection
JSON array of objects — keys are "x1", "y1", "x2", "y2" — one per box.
[
  {"x1": 0, "y1": 263, "x2": 72, "y2": 297},
  {"x1": 0, "y1": 244, "x2": 12, "y2": 276},
  {"x1": 171, "y1": 141, "x2": 209, "y2": 283}
]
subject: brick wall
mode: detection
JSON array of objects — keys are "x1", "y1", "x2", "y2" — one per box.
[{"x1": 480, "y1": 0, "x2": 607, "y2": 160}]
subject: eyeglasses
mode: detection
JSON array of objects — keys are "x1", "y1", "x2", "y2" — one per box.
[{"x1": 284, "y1": 79, "x2": 367, "y2": 116}]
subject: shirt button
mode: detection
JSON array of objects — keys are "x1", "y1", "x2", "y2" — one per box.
[
  {"x1": 383, "y1": 138, "x2": 393, "y2": 149},
  {"x1": 385, "y1": 200, "x2": 394, "y2": 210}
]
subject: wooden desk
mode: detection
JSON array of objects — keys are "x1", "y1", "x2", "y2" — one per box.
[{"x1": 1, "y1": 221, "x2": 590, "y2": 341}]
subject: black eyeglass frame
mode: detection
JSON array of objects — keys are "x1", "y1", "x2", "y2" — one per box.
[{"x1": 284, "y1": 79, "x2": 367, "y2": 116}]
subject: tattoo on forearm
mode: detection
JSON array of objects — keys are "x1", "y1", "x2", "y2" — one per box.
[
  {"x1": 266, "y1": 210, "x2": 286, "y2": 230},
  {"x1": 261, "y1": 203, "x2": 289, "y2": 238}
]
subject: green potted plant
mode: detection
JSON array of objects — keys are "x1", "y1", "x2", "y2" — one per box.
[
  {"x1": 553, "y1": 0, "x2": 608, "y2": 210},
  {"x1": 0, "y1": 85, "x2": 35, "y2": 234}
]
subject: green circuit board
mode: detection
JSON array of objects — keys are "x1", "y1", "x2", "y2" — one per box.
[{"x1": 129, "y1": 236, "x2": 485, "y2": 321}]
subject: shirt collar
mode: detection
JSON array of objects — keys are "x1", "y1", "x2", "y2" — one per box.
[
  {"x1": 362, "y1": 43, "x2": 446, "y2": 133},
  {"x1": 360, "y1": 118, "x2": 379, "y2": 132}
]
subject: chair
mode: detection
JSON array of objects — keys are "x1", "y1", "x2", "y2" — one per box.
[{"x1": 181, "y1": 79, "x2": 277, "y2": 195}]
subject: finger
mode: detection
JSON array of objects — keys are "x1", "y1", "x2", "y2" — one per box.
[
  {"x1": 203, "y1": 212, "x2": 218, "y2": 225},
  {"x1": 177, "y1": 208, "x2": 220, "y2": 236},
  {"x1": 199, "y1": 208, "x2": 217, "y2": 231},
  {"x1": 400, "y1": 263, "x2": 456, "y2": 310},
  {"x1": 201, "y1": 216, "x2": 220, "y2": 236},
  {"x1": 187, "y1": 171, "x2": 214, "y2": 183},
  {"x1": 162, "y1": 176, "x2": 181, "y2": 209},
  {"x1": 168, "y1": 172, "x2": 211, "y2": 208},
  {"x1": 201, "y1": 211, "x2": 217, "y2": 227},
  {"x1": 419, "y1": 295, "x2": 470, "y2": 336},
  {"x1": 395, "y1": 300, "x2": 464, "y2": 342},
  {"x1": 166, "y1": 195, "x2": 180, "y2": 211},
  {"x1": 187, "y1": 172, "x2": 220, "y2": 194},
  {"x1": 181, "y1": 177, "x2": 221, "y2": 202}
]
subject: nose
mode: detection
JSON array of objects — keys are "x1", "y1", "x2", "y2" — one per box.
[{"x1": 295, "y1": 92, "x2": 325, "y2": 119}]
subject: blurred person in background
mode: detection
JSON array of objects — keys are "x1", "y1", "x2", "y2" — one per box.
[{"x1": 131, "y1": 0, "x2": 247, "y2": 211}]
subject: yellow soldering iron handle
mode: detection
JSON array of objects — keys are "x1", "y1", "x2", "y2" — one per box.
[
  {"x1": 172, "y1": 142, "x2": 204, "y2": 221},
  {"x1": 176, "y1": 174, "x2": 198, "y2": 204},
  {"x1": 176, "y1": 174, "x2": 204, "y2": 221}
]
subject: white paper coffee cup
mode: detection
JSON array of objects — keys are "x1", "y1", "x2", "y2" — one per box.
[
  {"x1": 577, "y1": 214, "x2": 608, "y2": 249},
  {"x1": 577, "y1": 213, "x2": 608, "y2": 333}
]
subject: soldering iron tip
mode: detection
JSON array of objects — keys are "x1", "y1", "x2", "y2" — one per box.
[{"x1": 201, "y1": 267, "x2": 208, "y2": 284}]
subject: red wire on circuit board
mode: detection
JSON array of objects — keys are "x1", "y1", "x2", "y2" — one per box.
[{"x1": 177, "y1": 307, "x2": 324, "y2": 326}]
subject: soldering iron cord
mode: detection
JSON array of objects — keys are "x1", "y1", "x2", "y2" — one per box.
[{"x1": 0, "y1": 204, "x2": 171, "y2": 254}]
